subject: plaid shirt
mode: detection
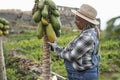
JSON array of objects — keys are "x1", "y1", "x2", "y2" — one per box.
[{"x1": 55, "y1": 25, "x2": 98, "y2": 71}]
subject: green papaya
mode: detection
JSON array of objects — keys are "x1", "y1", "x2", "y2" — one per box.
[
  {"x1": 3, "y1": 25, "x2": 9, "y2": 30},
  {"x1": 50, "y1": 15, "x2": 61, "y2": 30},
  {"x1": 46, "y1": 23, "x2": 57, "y2": 43},
  {"x1": 32, "y1": 10, "x2": 41, "y2": 23},
  {"x1": 46, "y1": 0, "x2": 57, "y2": 10},
  {"x1": 0, "y1": 23, "x2": 4, "y2": 29},
  {"x1": 55, "y1": 29, "x2": 61, "y2": 37},
  {"x1": 41, "y1": 5, "x2": 49, "y2": 18},
  {"x1": 37, "y1": 22, "x2": 43, "y2": 39},
  {"x1": 52, "y1": 9, "x2": 60, "y2": 17},
  {"x1": 0, "y1": 18, "x2": 9, "y2": 25},
  {"x1": 3, "y1": 30, "x2": 9, "y2": 36},
  {"x1": 38, "y1": 0, "x2": 45, "y2": 10},
  {"x1": 57, "y1": 17, "x2": 62, "y2": 28}
]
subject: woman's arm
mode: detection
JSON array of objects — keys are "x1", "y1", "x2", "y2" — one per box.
[{"x1": 55, "y1": 32, "x2": 94, "y2": 62}]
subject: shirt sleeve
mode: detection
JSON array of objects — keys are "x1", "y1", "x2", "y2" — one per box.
[{"x1": 54, "y1": 31, "x2": 94, "y2": 62}]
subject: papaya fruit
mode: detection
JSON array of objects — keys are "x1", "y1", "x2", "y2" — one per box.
[
  {"x1": 3, "y1": 25, "x2": 9, "y2": 30},
  {"x1": 50, "y1": 15, "x2": 61, "y2": 30},
  {"x1": 57, "y1": 17, "x2": 62, "y2": 28},
  {"x1": 41, "y1": 17, "x2": 49, "y2": 26},
  {"x1": 3, "y1": 30, "x2": 9, "y2": 36},
  {"x1": 38, "y1": 0, "x2": 45, "y2": 10},
  {"x1": 46, "y1": 0, "x2": 57, "y2": 10},
  {"x1": 54, "y1": 29, "x2": 61, "y2": 37},
  {"x1": 0, "y1": 18, "x2": 9, "y2": 25},
  {"x1": 41, "y1": 5, "x2": 49, "y2": 18},
  {"x1": 37, "y1": 22, "x2": 43, "y2": 39},
  {"x1": 52, "y1": 9, "x2": 60, "y2": 17},
  {"x1": 0, "y1": 23, "x2": 4, "y2": 29},
  {"x1": 46, "y1": 23, "x2": 57, "y2": 43},
  {"x1": 32, "y1": 10, "x2": 41, "y2": 23}
]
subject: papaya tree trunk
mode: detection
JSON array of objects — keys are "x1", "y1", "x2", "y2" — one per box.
[
  {"x1": 42, "y1": 30, "x2": 51, "y2": 80},
  {"x1": 33, "y1": 0, "x2": 51, "y2": 79},
  {"x1": 0, "y1": 37, "x2": 7, "y2": 80}
]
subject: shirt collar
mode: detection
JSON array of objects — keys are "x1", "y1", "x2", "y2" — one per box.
[{"x1": 83, "y1": 24, "x2": 95, "y2": 30}]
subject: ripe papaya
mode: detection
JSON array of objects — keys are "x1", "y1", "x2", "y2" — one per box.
[
  {"x1": 46, "y1": 23, "x2": 57, "y2": 43},
  {"x1": 37, "y1": 22, "x2": 43, "y2": 39},
  {"x1": 38, "y1": 0, "x2": 45, "y2": 10},
  {"x1": 41, "y1": 5, "x2": 49, "y2": 18},
  {"x1": 32, "y1": 10, "x2": 41, "y2": 23},
  {"x1": 46, "y1": 0, "x2": 57, "y2": 10},
  {"x1": 50, "y1": 15, "x2": 61, "y2": 30},
  {"x1": 41, "y1": 17, "x2": 49, "y2": 26}
]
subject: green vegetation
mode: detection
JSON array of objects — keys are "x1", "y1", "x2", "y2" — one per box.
[
  {"x1": 105, "y1": 16, "x2": 120, "y2": 39},
  {"x1": 3, "y1": 27, "x2": 120, "y2": 80}
]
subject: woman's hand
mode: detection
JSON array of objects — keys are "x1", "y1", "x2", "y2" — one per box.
[{"x1": 47, "y1": 41, "x2": 57, "y2": 51}]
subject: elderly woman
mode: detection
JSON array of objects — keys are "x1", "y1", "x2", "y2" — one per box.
[{"x1": 48, "y1": 4, "x2": 101, "y2": 80}]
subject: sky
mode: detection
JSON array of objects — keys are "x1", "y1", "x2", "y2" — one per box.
[{"x1": 0, "y1": 0, "x2": 120, "y2": 30}]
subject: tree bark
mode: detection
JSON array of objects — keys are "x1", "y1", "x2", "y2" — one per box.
[
  {"x1": 0, "y1": 37, "x2": 7, "y2": 80},
  {"x1": 42, "y1": 30, "x2": 51, "y2": 80},
  {"x1": 33, "y1": 0, "x2": 51, "y2": 79}
]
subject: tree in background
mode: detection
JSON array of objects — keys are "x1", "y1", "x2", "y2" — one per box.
[
  {"x1": 105, "y1": 16, "x2": 120, "y2": 39},
  {"x1": 0, "y1": 17, "x2": 10, "y2": 80}
]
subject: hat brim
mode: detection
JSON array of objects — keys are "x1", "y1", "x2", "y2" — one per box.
[{"x1": 71, "y1": 9, "x2": 99, "y2": 25}]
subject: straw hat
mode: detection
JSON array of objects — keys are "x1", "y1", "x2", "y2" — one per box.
[{"x1": 71, "y1": 4, "x2": 99, "y2": 25}]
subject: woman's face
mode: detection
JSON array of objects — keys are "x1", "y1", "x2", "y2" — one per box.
[{"x1": 75, "y1": 16, "x2": 89, "y2": 30}]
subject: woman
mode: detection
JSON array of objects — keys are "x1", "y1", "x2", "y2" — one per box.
[{"x1": 48, "y1": 4, "x2": 101, "y2": 80}]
